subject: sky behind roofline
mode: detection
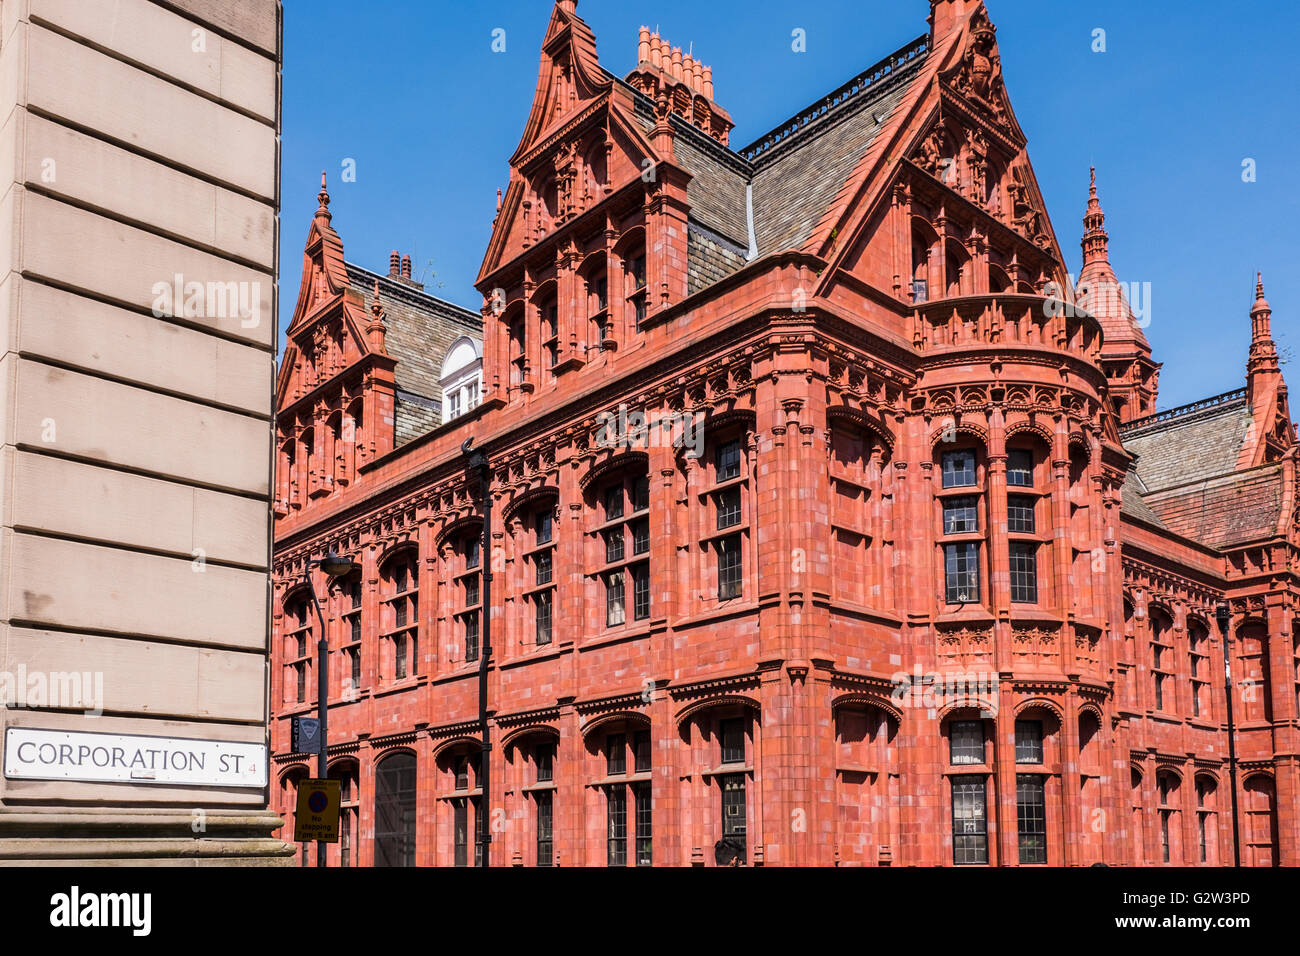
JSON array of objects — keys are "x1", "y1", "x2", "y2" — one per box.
[{"x1": 280, "y1": 0, "x2": 1300, "y2": 411}]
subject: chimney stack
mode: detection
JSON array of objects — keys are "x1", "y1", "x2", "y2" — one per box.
[{"x1": 625, "y1": 29, "x2": 734, "y2": 145}]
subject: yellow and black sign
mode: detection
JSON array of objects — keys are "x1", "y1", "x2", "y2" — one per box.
[{"x1": 293, "y1": 777, "x2": 340, "y2": 843}]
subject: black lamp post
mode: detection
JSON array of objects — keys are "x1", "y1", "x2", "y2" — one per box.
[
  {"x1": 1215, "y1": 602, "x2": 1241, "y2": 868},
  {"x1": 304, "y1": 551, "x2": 360, "y2": 867},
  {"x1": 463, "y1": 438, "x2": 492, "y2": 868}
]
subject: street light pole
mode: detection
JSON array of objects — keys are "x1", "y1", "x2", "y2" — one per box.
[
  {"x1": 1216, "y1": 602, "x2": 1241, "y2": 868},
  {"x1": 303, "y1": 552, "x2": 360, "y2": 868},
  {"x1": 464, "y1": 438, "x2": 492, "y2": 868}
]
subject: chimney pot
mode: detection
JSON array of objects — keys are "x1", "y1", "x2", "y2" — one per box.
[
  {"x1": 703, "y1": 65, "x2": 714, "y2": 99},
  {"x1": 389, "y1": 250, "x2": 401, "y2": 276},
  {"x1": 400, "y1": 254, "x2": 411, "y2": 279},
  {"x1": 638, "y1": 26, "x2": 650, "y2": 63}
]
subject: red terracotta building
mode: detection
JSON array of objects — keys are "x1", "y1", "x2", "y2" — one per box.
[{"x1": 271, "y1": 0, "x2": 1298, "y2": 866}]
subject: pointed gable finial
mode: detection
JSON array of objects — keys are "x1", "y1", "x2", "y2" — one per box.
[
  {"x1": 1081, "y1": 166, "x2": 1108, "y2": 267},
  {"x1": 315, "y1": 170, "x2": 331, "y2": 221},
  {"x1": 1248, "y1": 270, "x2": 1278, "y2": 380}
]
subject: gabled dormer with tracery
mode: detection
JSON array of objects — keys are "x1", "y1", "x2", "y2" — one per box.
[
  {"x1": 275, "y1": 174, "x2": 398, "y2": 518},
  {"x1": 475, "y1": 1, "x2": 714, "y2": 411},
  {"x1": 275, "y1": 177, "x2": 483, "y2": 522}
]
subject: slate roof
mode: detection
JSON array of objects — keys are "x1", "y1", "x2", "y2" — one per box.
[
  {"x1": 747, "y1": 80, "x2": 912, "y2": 254},
  {"x1": 1141, "y1": 465, "x2": 1284, "y2": 550},
  {"x1": 617, "y1": 33, "x2": 929, "y2": 297},
  {"x1": 344, "y1": 262, "x2": 481, "y2": 446},
  {"x1": 1120, "y1": 470, "x2": 1166, "y2": 529},
  {"x1": 1121, "y1": 390, "x2": 1252, "y2": 493},
  {"x1": 1119, "y1": 389, "x2": 1286, "y2": 547}
]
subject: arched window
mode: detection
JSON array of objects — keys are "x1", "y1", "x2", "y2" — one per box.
[
  {"x1": 278, "y1": 437, "x2": 296, "y2": 511},
  {"x1": 1013, "y1": 708, "x2": 1060, "y2": 864},
  {"x1": 1078, "y1": 710, "x2": 1104, "y2": 863},
  {"x1": 324, "y1": 411, "x2": 342, "y2": 494},
  {"x1": 1122, "y1": 599, "x2": 1137, "y2": 707},
  {"x1": 911, "y1": 219, "x2": 936, "y2": 303},
  {"x1": 525, "y1": 501, "x2": 557, "y2": 647},
  {"x1": 345, "y1": 398, "x2": 363, "y2": 477},
  {"x1": 944, "y1": 712, "x2": 992, "y2": 865},
  {"x1": 587, "y1": 720, "x2": 652, "y2": 867},
  {"x1": 299, "y1": 426, "x2": 316, "y2": 498},
  {"x1": 592, "y1": 464, "x2": 650, "y2": 628},
  {"x1": 1067, "y1": 445, "x2": 1095, "y2": 614},
  {"x1": 538, "y1": 176, "x2": 558, "y2": 233},
  {"x1": 703, "y1": 428, "x2": 751, "y2": 604},
  {"x1": 380, "y1": 550, "x2": 418, "y2": 682},
  {"x1": 506, "y1": 303, "x2": 527, "y2": 392},
  {"x1": 453, "y1": 527, "x2": 483, "y2": 662},
  {"x1": 710, "y1": 708, "x2": 755, "y2": 864},
  {"x1": 534, "y1": 286, "x2": 559, "y2": 385},
  {"x1": 1149, "y1": 607, "x2": 1175, "y2": 713},
  {"x1": 935, "y1": 442, "x2": 985, "y2": 607},
  {"x1": 329, "y1": 761, "x2": 360, "y2": 867},
  {"x1": 618, "y1": 231, "x2": 647, "y2": 334},
  {"x1": 1188, "y1": 619, "x2": 1211, "y2": 719},
  {"x1": 440, "y1": 337, "x2": 482, "y2": 421},
  {"x1": 282, "y1": 591, "x2": 313, "y2": 705},
  {"x1": 1195, "y1": 775, "x2": 1218, "y2": 865},
  {"x1": 583, "y1": 140, "x2": 607, "y2": 199},
  {"x1": 579, "y1": 255, "x2": 609, "y2": 349},
  {"x1": 1237, "y1": 624, "x2": 1271, "y2": 722},
  {"x1": 374, "y1": 752, "x2": 417, "y2": 867},
  {"x1": 507, "y1": 733, "x2": 558, "y2": 866},
  {"x1": 338, "y1": 571, "x2": 363, "y2": 698},
  {"x1": 1156, "y1": 770, "x2": 1181, "y2": 864},
  {"x1": 439, "y1": 744, "x2": 482, "y2": 867},
  {"x1": 945, "y1": 239, "x2": 970, "y2": 297},
  {"x1": 1005, "y1": 440, "x2": 1048, "y2": 605},
  {"x1": 1243, "y1": 774, "x2": 1279, "y2": 866},
  {"x1": 834, "y1": 703, "x2": 898, "y2": 865},
  {"x1": 828, "y1": 419, "x2": 893, "y2": 609}
]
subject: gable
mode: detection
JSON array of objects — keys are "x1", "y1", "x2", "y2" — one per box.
[{"x1": 809, "y1": 2, "x2": 1070, "y2": 298}]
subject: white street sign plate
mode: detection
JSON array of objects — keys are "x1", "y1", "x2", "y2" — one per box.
[{"x1": 3, "y1": 728, "x2": 267, "y2": 788}]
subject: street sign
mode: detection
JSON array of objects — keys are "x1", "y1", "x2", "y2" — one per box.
[
  {"x1": 291, "y1": 717, "x2": 321, "y2": 755},
  {"x1": 293, "y1": 777, "x2": 340, "y2": 843},
  {"x1": 3, "y1": 728, "x2": 267, "y2": 788}
]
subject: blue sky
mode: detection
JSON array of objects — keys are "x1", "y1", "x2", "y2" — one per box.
[{"x1": 281, "y1": 0, "x2": 1299, "y2": 409}]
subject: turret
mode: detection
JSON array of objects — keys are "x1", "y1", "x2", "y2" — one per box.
[{"x1": 1077, "y1": 168, "x2": 1159, "y2": 422}]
